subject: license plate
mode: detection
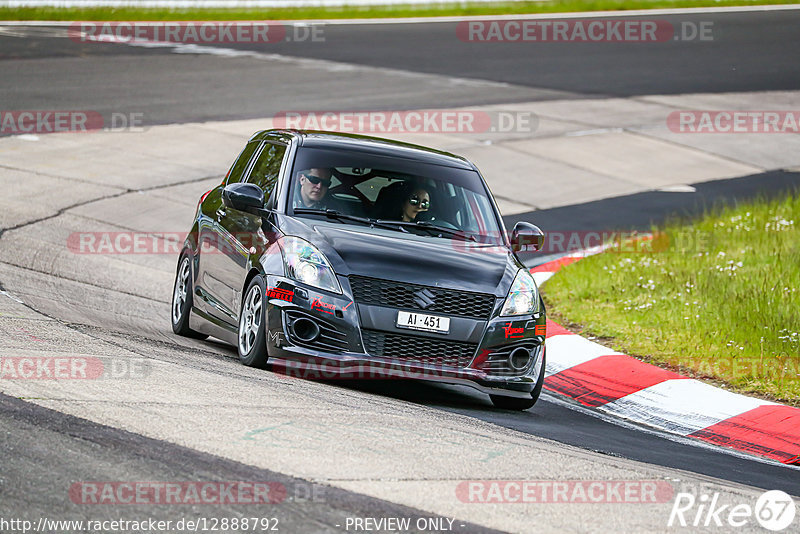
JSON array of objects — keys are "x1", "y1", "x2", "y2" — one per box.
[{"x1": 396, "y1": 311, "x2": 450, "y2": 334}]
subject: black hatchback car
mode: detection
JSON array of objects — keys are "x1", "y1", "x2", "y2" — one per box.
[{"x1": 171, "y1": 130, "x2": 547, "y2": 410}]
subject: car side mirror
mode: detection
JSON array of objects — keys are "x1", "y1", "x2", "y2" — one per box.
[
  {"x1": 510, "y1": 222, "x2": 544, "y2": 252},
  {"x1": 222, "y1": 183, "x2": 265, "y2": 214}
]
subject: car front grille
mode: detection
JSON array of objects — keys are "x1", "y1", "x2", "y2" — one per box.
[
  {"x1": 361, "y1": 329, "x2": 477, "y2": 368},
  {"x1": 349, "y1": 275, "x2": 496, "y2": 319}
]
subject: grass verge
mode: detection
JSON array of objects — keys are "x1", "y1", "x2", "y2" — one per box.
[
  {"x1": 542, "y1": 193, "x2": 800, "y2": 406},
  {"x1": 1, "y1": 0, "x2": 798, "y2": 21}
]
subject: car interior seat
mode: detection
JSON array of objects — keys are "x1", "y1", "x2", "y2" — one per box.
[{"x1": 372, "y1": 180, "x2": 410, "y2": 219}]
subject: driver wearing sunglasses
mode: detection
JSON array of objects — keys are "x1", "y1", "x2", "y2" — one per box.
[
  {"x1": 295, "y1": 168, "x2": 333, "y2": 209},
  {"x1": 401, "y1": 188, "x2": 431, "y2": 222}
]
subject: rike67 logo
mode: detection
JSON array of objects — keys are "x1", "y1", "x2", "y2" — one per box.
[{"x1": 669, "y1": 489, "x2": 796, "y2": 531}]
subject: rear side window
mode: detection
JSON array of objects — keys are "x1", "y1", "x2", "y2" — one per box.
[
  {"x1": 247, "y1": 142, "x2": 287, "y2": 199},
  {"x1": 225, "y1": 140, "x2": 260, "y2": 184}
]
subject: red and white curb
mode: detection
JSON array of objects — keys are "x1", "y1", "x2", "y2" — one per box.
[{"x1": 532, "y1": 256, "x2": 800, "y2": 466}]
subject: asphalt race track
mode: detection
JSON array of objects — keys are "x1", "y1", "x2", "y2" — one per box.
[
  {"x1": 1, "y1": 7, "x2": 799, "y2": 533},
  {"x1": 2, "y1": 9, "x2": 800, "y2": 127}
]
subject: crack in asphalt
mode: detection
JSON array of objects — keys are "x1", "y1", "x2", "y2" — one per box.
[
  {"x1": 499, "y1": 139, "x2": 644, "y2": 187},
  {"x1": 0, "y1": 171, "x2": 230, "y2": 387},
  {"x1": 626, "y1": 126, "x2": 768, "y2": 172},
  {"x1": 0, "y1": 189, "x2": 129, "y2": 239},
  {"x1": 0, "y1": 259, "x2": 168, "y2": 304},
  {"x1": 0, "y1": 162, "x2": 126, "y2": 186},
  {"x1": 0, "y1": 287, "x2": 394, "y2": 416},
  {"x1": 0, "y1": 172, "x2": 221, "y2": 317},
  {"x1": 64, "y1": 323, "x2": 409, "y2": 412},
  {"x1": 0, "y1": 391, "x2": 501, "y2": 534},
  {"x1": 0, "y1": 171, "x2": 220, "y2": 237}
]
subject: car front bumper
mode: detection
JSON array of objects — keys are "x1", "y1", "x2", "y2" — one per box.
[
  {"x1": 267, "y1": 344, "x2": 545, "y2": 398},
  {"x1": 265, "y1": 275, "x2": 546, "y2": 398}
]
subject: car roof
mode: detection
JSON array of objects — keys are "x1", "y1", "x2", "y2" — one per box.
[{"x1": 251, "y1": 129, "x2": 476, "y2": 171}]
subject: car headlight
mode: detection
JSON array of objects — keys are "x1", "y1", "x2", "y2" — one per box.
[
  {"x1": 278, "y1": 236, "x2": 342, "y2": 294},
  {"x1": 500, "y1": 269, "x2": 540, "y2": 316}
]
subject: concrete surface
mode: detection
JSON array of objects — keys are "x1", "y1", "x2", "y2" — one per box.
[
  {"x1": 2, "y1": 89, "x2": 799, "y2": 532},
  {"x1": 2, "y1": 13, "x2": 800, "y2": 530}
]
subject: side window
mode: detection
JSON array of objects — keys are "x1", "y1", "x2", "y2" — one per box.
[
  {"x1": 226, "y1": 140, "x2": 260, "y2": 184},
  {"x1": 246, "y1": 142, "x2": 287, "y2": 199}
]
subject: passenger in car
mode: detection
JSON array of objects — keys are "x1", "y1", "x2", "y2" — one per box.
[
  {"x1": 373, "y1": 181, "x2": 431, "y2": 222},
  {"x1": 401, "y1": 187, "x2": 431, "y2": 222}
]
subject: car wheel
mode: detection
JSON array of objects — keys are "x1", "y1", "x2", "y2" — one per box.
[
  {"x1": 490, "y1": 352, "x2": 546, "y2": 411},
  {"x1": 238, "y1": 276, "x2": 269, "y2": 368},
  {"x1": 171, "y1": 254, "x2": 208, "y2": 339}
]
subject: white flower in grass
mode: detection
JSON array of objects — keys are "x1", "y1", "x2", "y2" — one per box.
[
  {"x1": 714, "y1": 260, "x2": 743, "y2": 276},
  {"x1": 764, "y1": 215, "x2": 794, "y2": 231}
]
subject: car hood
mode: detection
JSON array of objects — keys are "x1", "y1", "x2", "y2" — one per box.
[{"x1": 278, "y1": 216, "x2": 519, "y2": 297}]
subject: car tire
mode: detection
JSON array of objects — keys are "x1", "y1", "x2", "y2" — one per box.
[
  {"x1": 490, "y1": 352, "x2": 546, "y2": 411},
  {"x1": 238, "y1": 275, "x2": 269, "y2": 368},
  {"x1": 171, "y1": 254, "x2": 208, "y2": 340}
]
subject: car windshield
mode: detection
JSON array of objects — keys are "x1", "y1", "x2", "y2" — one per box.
[{"x1": 288, "y1": 146, "x2": 505, "y2": 245}]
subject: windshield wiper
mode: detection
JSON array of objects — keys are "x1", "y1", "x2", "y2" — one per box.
[
  {"x1": 293, "y1": 208, "x2": 409, "y2": 233},
  {"x1": 377, "y1": 220, "x2": 478, "y2": 242},
  {"x1": 294, "y1": 208, "x2": 368, "y2": 224},
  {"x1": 293, "y1": 209, "x2": 478, "y2": 242}
]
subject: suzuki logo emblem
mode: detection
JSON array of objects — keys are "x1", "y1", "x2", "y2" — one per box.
[{"x1": 413, "y1": 288, "x2": 436, "y2": 309}]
